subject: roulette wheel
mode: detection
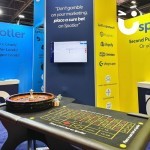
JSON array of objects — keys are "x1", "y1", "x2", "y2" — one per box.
[{"x1": 5, "y1": 90, "x2": 55, "y2": 112}]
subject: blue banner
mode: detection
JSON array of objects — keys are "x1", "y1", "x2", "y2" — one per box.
[
  {"x1": 33, "y1": 28, "x2": 44, "y2": 92},
  {"x1": 45, "y1": 0, "x2": 94, "y2": 105},
  {"x1": 0, "y1": 22, "x2": 33, "y2": 93},
  {"x1": 34, "y1": 0, "x2": 44, "y2": 27}
]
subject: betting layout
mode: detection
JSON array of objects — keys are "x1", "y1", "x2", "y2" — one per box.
[{"x1": 39, "y1": 103, "x2": 147, "y2": 149}]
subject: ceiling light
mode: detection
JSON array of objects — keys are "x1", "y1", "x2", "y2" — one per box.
[
  {"x1": 18, "y1": 14, "x2": 25, "y2": 18},
  {"x1": 131, "y1": 10, "x2": 137, "y2": 17},
  {"x1": 0, "y1": 9, "x2": 3, "y2": 15},
  {"x1": 130, "y1": 5, "x2": 137, "y2": 9},
  {"x1": 131, "y1": 1, "x2": 136, "y2": 4}
]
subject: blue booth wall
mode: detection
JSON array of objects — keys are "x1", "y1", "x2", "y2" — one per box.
[
  {"x1": 33, "y1": 28, "x2": 44, "y2": 92},
  {"x1": 34, "y1": 0, "x2": 44, "y2": 27},
  {"x1": 32, "y1": 0, "x2": 44, "y2": 92},
  {"x1": 45, "y1": 0, "x2": 95, "y2": 105},
  {"x1": 0, "y1": 22, "x2": 33, "y2": 93}
]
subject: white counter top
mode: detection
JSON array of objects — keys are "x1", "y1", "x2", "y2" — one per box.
[
  {"x1": 138, "y1": 81, "x2": 150, "y2": 89},
  {"x1": 0, "y1": 79, "x2": 20, "y2": 86}
]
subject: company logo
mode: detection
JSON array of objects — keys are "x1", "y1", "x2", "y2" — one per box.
[
  {"x1": 99, "y1": 52, "x2": 105, "y2": 57},
  {"x1": 118, "y1": 10, "x2": 139, "y2": 35},
  {"x1": 41, "y1": 63, "x2": 43, "y2": 70},
  {"x1": 118, "y1": 10, "x2": 150, "y2": 34},
  {"x1": 99, "y1": 52, "x2": 115, "y2": 57},
  {"x1": 123, "y1": 125, "x2": 140, "y2": 144},
  {"x1": 106, "y1": 102, "x2": 112, "y2": 109},
  {"x1": 99, "y1": 61, "x2": 116, "y2": 67},
  {"x1": 0, "y1": 29, "x2": 25, "y2": 38},
  {"x1": 37, "y1": 36, "x2": 41, "y2": 41},
  {"x1": 139, "y1": 22, "x2": 150, "y2": 33},
  {"x1": 99, "y1": 61, "x2": 103, "y2": 66},
  {"x1": 41, "y1": 45, "x2": 44, "y2": 50},
  {"x1": 41, "y1": 85, "x2": 44, "y2": 92},
  {"x1": 100, "y1": 32, "x2": 113, "y2": 37},
  {"x1": 106, "y1": 88, "x2": 111, "y2": 97},
  {"x1": 98, "y1": 24, "x2": 115, "y2": 29},
  {"x1": 41, "y1": 74, "x2": 43, "y2": 80},
  {"x1": 105, "y1": 75, "x2": 111, "y2": 83},
  {"x1": 100, "y1": 42, "x2": 113, "y2": 47}
]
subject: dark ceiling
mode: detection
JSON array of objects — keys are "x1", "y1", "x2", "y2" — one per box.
[
  {"x1": 0, "y1": 0, "x2": 33, "y2": 26},
  {"x1": 117, "y1": 0, "x2": 150, "y2": 19},
  {"x1": 0, "y1": 0, "x2": 150, "y2": 26}
]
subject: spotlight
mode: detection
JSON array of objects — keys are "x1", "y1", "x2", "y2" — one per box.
[
  {"x1": 0, "y1": 9, "x2": 3, "y2": 15},
  {"x1": 130, "y1": 5, "x2": 137, "y2": 9},
  {"x1": 18, "y1": 14, "x2": 25, "y2": 18},
  {"x1": 131, "y1": 10, "x2": 138, "y2": 17},
  {"x1": 131, "y1": 1, "x2": 136, "y2": 4}
]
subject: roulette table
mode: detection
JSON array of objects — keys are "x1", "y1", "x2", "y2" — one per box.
[{"x1": 0, "y1": 96, "x2": 150, "y2": 150}]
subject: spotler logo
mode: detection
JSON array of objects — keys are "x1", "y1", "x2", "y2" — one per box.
[
  {"x1": 118, "y1": 10, "x2": 150, "y2": 35},
  {"x1": 139, "y1": 22, "x2": 150, "y2": 33},
  {"x1": 118, "y1": 10, "x2": 139, "y2": 35}
]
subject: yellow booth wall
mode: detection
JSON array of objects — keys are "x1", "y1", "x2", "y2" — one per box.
[
  {"x1": 118, "y1": 13, "x2": 150, "y2": 112},
  {"x1": 94, "y1": 0, "x2": 120, "y2": 110}
]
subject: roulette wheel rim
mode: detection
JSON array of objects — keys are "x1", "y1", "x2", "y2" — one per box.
[{"x1": 5, "y1": 92, "x2": 55, "y2": 112}]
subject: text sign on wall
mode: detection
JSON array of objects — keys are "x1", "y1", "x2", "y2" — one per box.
[{"x1": 50, "y1": 5, "x2": 88, "y2": 29}]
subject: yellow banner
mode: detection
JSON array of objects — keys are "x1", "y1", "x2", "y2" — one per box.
[{"x1": 94, "y1": 0, "x2": 120, "y2": 110}]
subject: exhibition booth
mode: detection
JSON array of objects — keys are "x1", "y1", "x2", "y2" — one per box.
[{"x1": 0, "y1": 0, "x2": 150, "y2": 149}]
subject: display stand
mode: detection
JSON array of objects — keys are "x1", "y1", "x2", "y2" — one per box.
[{"x1": 138, "y1": 82, "x2": 150, "y2": 115}]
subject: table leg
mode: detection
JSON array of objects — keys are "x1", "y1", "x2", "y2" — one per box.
[
  {"x1": 27, "y1": 130, "x2": 76, "y2": 150},
  {"x1": 1, "y1": 120, "x2": 28, "y2": 150},
  {"x1": 45, "y1": 134, "x2": 77, "y2": 150}
]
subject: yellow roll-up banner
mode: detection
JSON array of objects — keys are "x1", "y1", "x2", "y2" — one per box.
[{"x1": 94, "y1": 0, "x2": 120, "y2": 110}]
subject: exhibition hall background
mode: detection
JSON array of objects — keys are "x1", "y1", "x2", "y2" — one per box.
[{"x1": 0, "y1": 0, "x2": 150, "y2": 113}]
